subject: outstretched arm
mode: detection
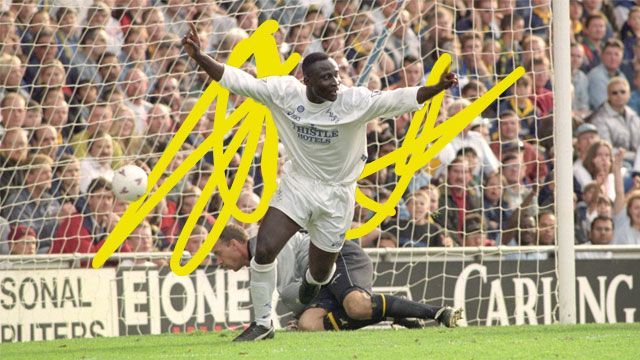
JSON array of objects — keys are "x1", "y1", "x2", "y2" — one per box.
[
  {"x1": 182, "y1": 23, "x2": 224, "y2": 82},
  {"x1": 417, "y1": 72, "x2": 458, "y2": 104},
  {"x1": 613, "y1": 148, "x2": 626, "y2": 216}
]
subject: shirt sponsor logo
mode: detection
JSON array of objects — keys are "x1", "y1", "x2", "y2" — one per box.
[
  {"x1": 325, "y1": 108, "x2": 339, "y2": 123},
  {"x1": 291, "y1": 123, "x2": 339, "y2": 144},
  {"x1": 286, "y1": 110, "x2": 302, "y2": 122}
]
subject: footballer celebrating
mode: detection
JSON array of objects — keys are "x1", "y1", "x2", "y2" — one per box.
[{"x1": 182, "y1": 23, "x2": 458, "y2": 341}]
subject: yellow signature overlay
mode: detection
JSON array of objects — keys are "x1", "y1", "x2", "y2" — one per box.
[{"x1": 92, "y1": 20, "x2": 524, "y2": 275}]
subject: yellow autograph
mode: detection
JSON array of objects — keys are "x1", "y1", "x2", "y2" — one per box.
[{"x1": 92, "y1": 20, "x2": 524, "y2": 275}]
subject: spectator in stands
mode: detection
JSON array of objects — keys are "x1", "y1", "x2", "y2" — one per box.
[
  {"x1": 304, "y1": 6, "x2": 327, "y2": 52},
  {"x1": 621, "y1": 6, "x2": 640, "y2": 59},
  {"x1": 120, "y1": 220, "x2": 161, "y2": 267},
  {"x1": 537, "y1": 211, "x2": 556, "y2": 245},
  {"x1": 436, "y1": 99, "x2": 500, "y2": 180},
  {"x1": 54, "y1": 7, "x2": 80, "y2": 50},
  {"x1": 571, "y1": 42, "x2": 590, "y2": 117},
  {"x1": 502, "y1": 152, "x2": 537, "y2": 213},
  {"x1": 69, "y1": 28, "x2": 109, "y2": 85},
  {"x1": 458, "y1": 32, "x2": 493, "y2": 90},
  {"x1": 392, "y1": 189, "x2": 445, "y2": 247},
  {"x1": 8, "y1": 0, "x2": 36, "y2": 39},
  {"x1": 22, "y1": 8, "x2": 52, "y2": 55},
  {"x1": 122, "y1": 67, "x2": 152, "y2": 130},
  {"x1": 24, "y1": 101, "x2": 42, "y2": 129},
  {"x1": 498, "y1": 74, "x2": 536, "y2": 136},
  {"x1": 581, "y1": 14, "x2": 609, "y2": 72},
  {"x1": 612, "y1": 149, "x2": 640, "y2": 244},
  {"x1": 521, "y1": 34, "x2": 547, "y2": 69},
  {"x1": 589, "y1": 215, "x2": 615, "y2": 245},
  {"x1": 98, "y1": 52, "x2": 124, "y2": 98},
  {"x1": 421, "y1": 6, "x2": 454, "y2": 71},
  {"x1": 41, "y1": 90, "x2": 70, "y2": 139},
  {"x1": 589, "y1": 77, "x2": 640, "y2": 165},
  {"x1": 573, "y1": 123, "x2": 600, "y2": 180},
  {"x1": 86, "y1": 1, "x2": 122, "y2": 54},
  {"x1": 230, "y1": 190, "x2": 261, "y2": 238},
  {"x1": 184, "y1": 224, "x2": 212, "y2": 266},
  {"x1": 0, "y1": 128, "x2": 28, "y2": 203},
  {"x1": 143, "y1": 7, "x2": 167, "y2": 51},
  {"x1": 530, "y1": 57, "x2": 554, "y2": 117},
  {"x1": 110, "y1": 105, "x2": 141, "y2": 155},
  {"x1": 588, "y1": 39, "x2": 626, "y2": 110},
  {"x1": 589, "y1": 216, "x2": 614, "y2": 245},
  {"x1": 149, "y1": 73, "x2": 183, "y2": 114},
  {"x1": 502, "y1": 185, "x2": 539, "y2": 246},
  {"x1": 51, "y1": 177, "x2": 122, "y2": 256},
  {"x1": 150, "y1": 36, "x2": 182, "y2": 79},
  {"x1": 491, "y1": 111, "x2": 548, "y2": 183},
  {"x1": 120, "y1": 26, "x2": 150, "y2": 73},
  {"x1": 0, "y1": 10, "x2": 17, "y2": 51},
  {"x1": 482, "y1": 172, "x2": 509, "y2": 242},
  {"x1": 51, "y1": 154, "x2": 81, "y2": 215},
  {"x1": 1, "y1": 154, "x2": 59, "y2": 253},
  {"x1": 576, "y1": 215, "x2": 614, "y2": 259},
  {"x1": 24, "y1": 29, "x2": 61, "y2": 88},
  {"x1": 388, "y1": 56, "x2": 423, "y2": 89},
  {"x1": 7, "y1": 225, "x2": 37, "y2": 255},
  {"x1": 318, "y1": 21, "x2": 346, "y2": 58},
  {"x1": 0, "y1": 54, "x2": 27, "y2": 99},
  {"x1": 385, "y1": 9, "x2": 420, "y2": 72},
  {"x1": 461, "y1": 213, "x2": 490, "y2": 247},
  {"x1": 164, "y1": 185, "x2": 215, "y2": 249},
  {"x1": 32, "y1": 124, "x2": 70, "y2": 160},
  {"x1": 81, "y1": 129, "x2": 115, "y2": 188},
  {"x1": 70, "y1": 103, "x2": 124, "y2": 167},
  {"x1": 34, "y1": 59, "x2": 69, "y2": 100},
  {"x1": 456, "y1": 0, "x2": 500, "y2": 39},
  {"x1": 68, "y1": 79, "x2": 98, "y2": 128},
  {"x1": 376, "y1": 231, "x2": 397, "y2": 248},
  {"x1": 575, "y1": 181, "x2": 602, "y2": 240},
  {"x1": 434, "y1": 156, "x2": 483, "y2": 244},
  {"x1": 163, "y1": 0, "x2": 190, "y2": 37},
  {"x1": 0, "y1": 92, "x2": 27, "y2": 129},
  {"x1": 495, "y1": 14, "x2": 525, "y2": 76},
  {"x1": 234, "y1": 0, "x2": 260, "y2": 33},
  {"x1": 141, "y1": 103, "x2": 173, "y2": 155}
]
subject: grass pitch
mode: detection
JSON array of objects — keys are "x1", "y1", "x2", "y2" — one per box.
[{"x1": 1, "y1": 323, "x2": 639, "y2": 359}]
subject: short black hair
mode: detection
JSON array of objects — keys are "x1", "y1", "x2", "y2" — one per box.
[
  {"x1": 302, "y1": 52, "x2": 330, "y2": 76},
  {"x1": 591, "y1": 216, "x2": 614, "y2": 232}
]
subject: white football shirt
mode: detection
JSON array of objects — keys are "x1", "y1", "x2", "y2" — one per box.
[{"x1": 219, "y1": 65, "x2": 423, "y2": 184}]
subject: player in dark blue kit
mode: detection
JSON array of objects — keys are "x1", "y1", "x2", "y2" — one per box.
[{"x1": 213, "y1": 225, "x2": 463, "y2": 335}]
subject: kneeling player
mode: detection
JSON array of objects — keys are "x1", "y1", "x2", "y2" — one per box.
[{"x1": 213, "y1": 224, "x2": 462, "y2": 337}]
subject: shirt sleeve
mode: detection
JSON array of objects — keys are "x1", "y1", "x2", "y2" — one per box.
[
  {"x1": 361, "y1": 86, "x2": 422, "y2": 120},
  {"x1": 612, "y1": 209, "x2": 632, "y2": 245},
  {"x1": 217, "y1": 65, "x2": 275, "y2": 106}
]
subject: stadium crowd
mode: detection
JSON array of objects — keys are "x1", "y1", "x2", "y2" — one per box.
[{"x1": 0, "y1": 0, "x2": 638, "y2": 265}]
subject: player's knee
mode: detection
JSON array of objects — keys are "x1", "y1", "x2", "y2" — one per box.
[
  {"x1": 343, "y1": 292, "x2": 372, "y2": 321},
  {"x1": 298, "y1": 309, "x2": 325, "y2": 331},
  {"x1": 254, "y1": 237, "x2": 278, "y2": 264}
]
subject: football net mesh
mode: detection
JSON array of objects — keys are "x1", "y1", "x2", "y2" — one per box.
[{"x1": 0, "y1": 0, "x2": 557, "y2": 336}]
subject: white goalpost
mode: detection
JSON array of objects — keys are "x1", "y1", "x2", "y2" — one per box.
[{"x1": 551, "y1": 0, "x2": 576, "y2": 325}]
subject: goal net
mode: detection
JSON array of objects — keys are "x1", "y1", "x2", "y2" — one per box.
[{"x1": 0, "y1": 0, "x2": 590, "y2": 341}]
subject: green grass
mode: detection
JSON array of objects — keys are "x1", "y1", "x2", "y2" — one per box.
[{"x1": 1, "y1": 323, "x2": 639, "y2": 359}]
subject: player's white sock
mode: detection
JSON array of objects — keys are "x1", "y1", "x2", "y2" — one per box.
[
  {"x1": 250, "y1": 258, "x2": 277, "y2": 328},
  {"x1": 305, "y1": 263, "x2": 336, "y2": 285}
]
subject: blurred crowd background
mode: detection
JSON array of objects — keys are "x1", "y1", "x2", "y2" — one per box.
[{"x1": 0, "y1": 0, "x2": 638, "y2": 266}]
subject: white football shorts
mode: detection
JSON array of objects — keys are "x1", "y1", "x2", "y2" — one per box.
[{"x1": 269, "y1": 172, "x2": 356, "y2": 253}]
